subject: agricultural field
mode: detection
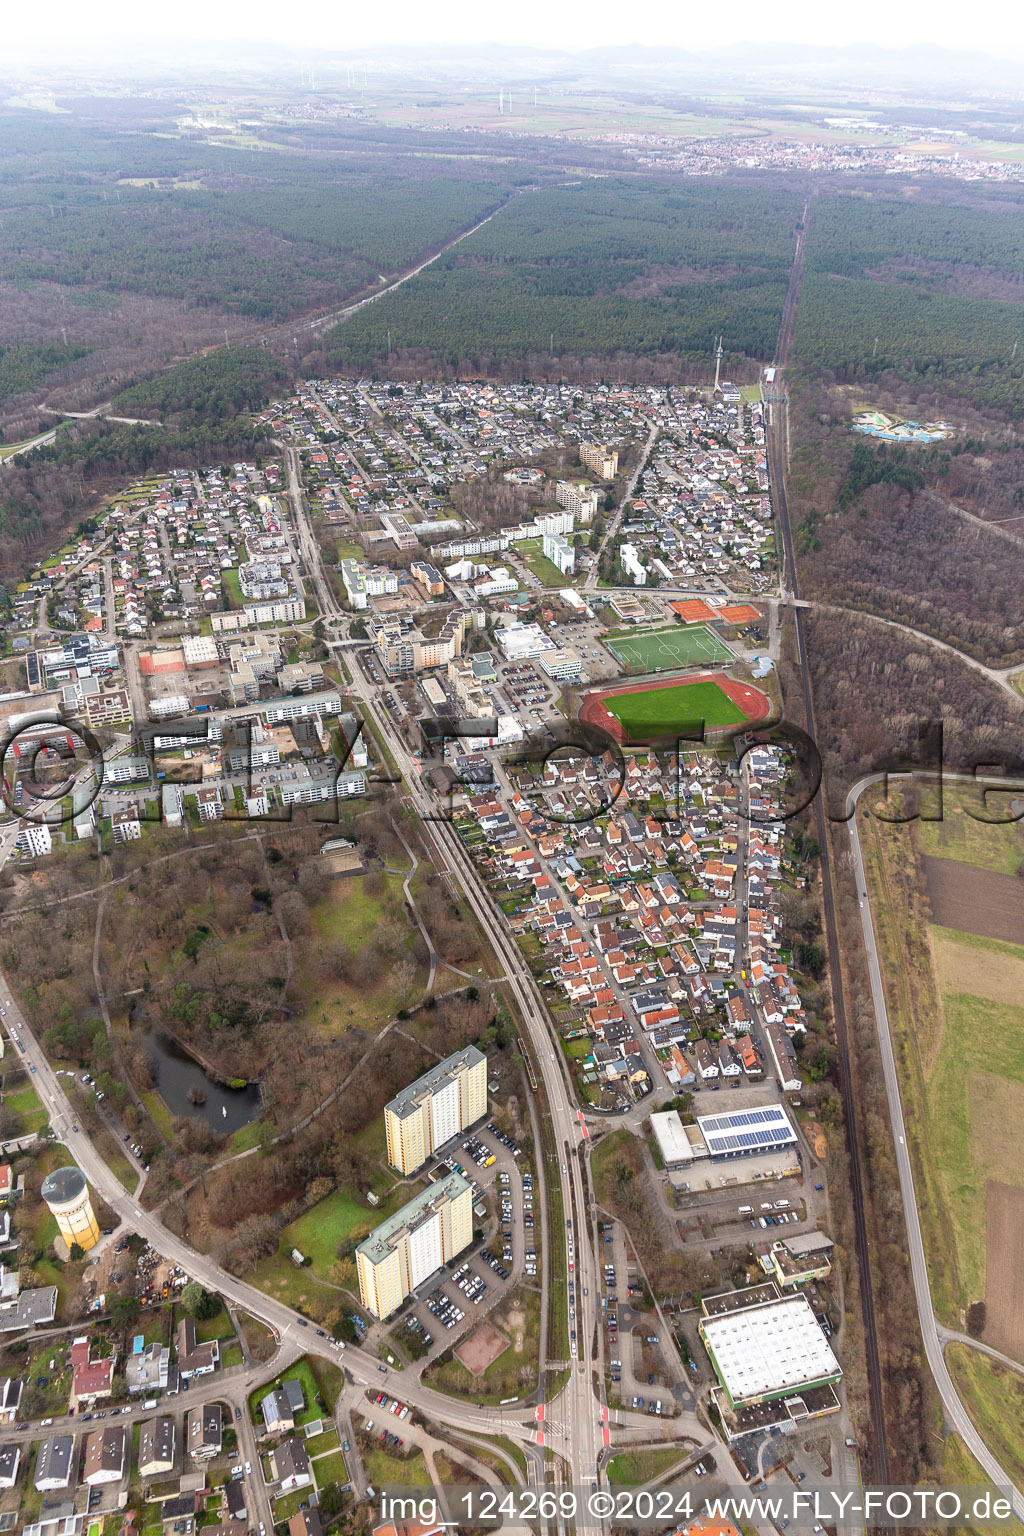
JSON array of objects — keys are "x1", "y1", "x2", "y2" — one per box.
[
  {"x1": 604, "y1": 623, "x2": 733, "y2": 673},
  {"x1": 862, "y1": 797, "x2": 1024, "y2": 1348}
]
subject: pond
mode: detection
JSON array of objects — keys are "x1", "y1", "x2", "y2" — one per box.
[{"x1": 140, "y1": 1024, "x2": 261, "y2": 1134}]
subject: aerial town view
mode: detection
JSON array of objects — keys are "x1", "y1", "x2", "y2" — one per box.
[{"x1": 0, "y1": 8, "x2": 1022, "y2": 1536}]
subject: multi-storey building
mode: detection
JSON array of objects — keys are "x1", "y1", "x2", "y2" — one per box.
[
  {"x1": 373, "y1": 610, "x2": 484, "y2": 677},
  {"x1": 356, "y1": 1172, "x2": 473, "y2": 1319},
  {"x1": 542, "y1": 530, "x2": 575, "y2": 576},
  {"x1": 580, "y1": 443, "x2": 619, "y2": 479},
  {"x1": 555, "y1": 481, "x2": 600, "y2": 523},
  {"x1": 384, "y1": 1045, "x2": 487, "y2": 1175}
]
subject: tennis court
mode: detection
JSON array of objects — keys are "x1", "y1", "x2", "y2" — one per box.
[{"x1": 605, "y1": 624, "x2": 732, "y2": 673}]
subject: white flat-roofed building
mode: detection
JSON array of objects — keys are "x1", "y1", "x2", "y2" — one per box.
[
  {"x1": 538, "y1": 649, "x2": 583, "y2": 683},
  {"x1": 649, "y1": 1110, "x2": 695, "y2": 1170},
  {"x1": 263, "y1": 690, "x2": 341, "y2": 725},
  {"x1": 699, "y1": 1291, "x2": 841, "y2": 1408},
  {"x1": 620, "y1": 543, "x2": 647, "y2": 585},
  {"x1": 17, "y1": 824, "x2": 52, "y2": 859},
  {"x1": 495, "y1": 622, "x2": 555, "y2": 662},
  {"x1": 555, "y1": 481, "x2": 600, "y2": 524}
]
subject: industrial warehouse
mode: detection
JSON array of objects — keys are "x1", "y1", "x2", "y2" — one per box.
[
  {"x1": 699, "y1": 1286, "x2": 843, "y2": 1439},
  {"x1": 649, "y1": 1102, "x2": 799, "y2": 1180}
]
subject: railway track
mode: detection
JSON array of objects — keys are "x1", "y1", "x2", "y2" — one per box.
[{"x1": 767, "y1": 196, "x2": 892, "y2": 1486}]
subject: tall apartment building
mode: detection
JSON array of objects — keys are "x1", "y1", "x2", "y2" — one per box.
[
  {"x1": 356, "y1": 1172, "x2": 473, "y2": 1319},
  {"x1": 580, "y1": 443, "x2": 619, "y2": 479},
  {"x1": 555, "y1": 481, "x2": 600, "y2": 524},
  {"x1": 542, "y1": 530, "x2": 575, "y2": 576},
  {"x1": 384, "y1": 1045, "x2": 488, "y2": 1174}
]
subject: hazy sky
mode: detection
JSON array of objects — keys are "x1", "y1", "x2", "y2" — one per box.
[{"x1": 4, "y1": 0, "x2": 1016, "y2": 60}]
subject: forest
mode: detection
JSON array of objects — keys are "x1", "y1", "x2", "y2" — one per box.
[
  {"x1": 785, "y1": 380, "x2": 1024, "y2": 665},
  {"x1": 0, "y1": 108, "x2": 515, "y2": 438},
  {"x1": 323, "y1": 179, "x2": 804, "y2": 374},
  {"x1": 0, "y1": 343, "x2": 90, "y2": 409},
  {"x1": 795, "y1": 191, "x2": 1024, "y2": 420},
  {"x1": 113, "y1": 346, "x2": 291, "y2": 426}
]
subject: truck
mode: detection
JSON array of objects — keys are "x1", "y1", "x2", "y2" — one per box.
[{"x1": 738, "y1": 1205, "x2": 753, "y2": 1215}]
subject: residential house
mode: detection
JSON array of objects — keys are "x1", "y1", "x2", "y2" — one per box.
[
  {"x1": 271, "y1": 1439, "x2": 312, "y2": 1492},
  {"x1": 259, "y1": 1378, "x2": 304, "y2": 1434},
  {"x1": 0, "y1": 1377, "x2": 23, "y2": 1422},
  {"x1": 693, "y1": 1038, "x2": 720, "y2": 1081},
  {"x1": 83, "y1": 1426, "x2": 126, "y2": 1486},
  {"x1": 289, "y1": 1512, "x2": 324, "y2": 1536},
  {"x1": 34, "y1": 1436, "x2": 77, "y2": 1492},
  {"x1": 0, "y1": 1443, "x2": 20, "y2": 1488},
  {"x1": 176, "y1": 1318, "x2": 219, "y2": 1378},
  {"x1": 187, "y1": 1404, "x2": 222, "y2": 1462},
  {"x1": 70, "y1": 1338, "x2": 116, "y2": 1408},
  {"x1": 138, "y1": 1417, "x2": 176, "y2": 1480},
  {"x1": 127, "y1": 1341, "x2": 170, "y2": 1396}
]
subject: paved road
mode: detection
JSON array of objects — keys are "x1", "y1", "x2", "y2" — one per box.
[{"x1": 847, "y1": 772, "x2": 1024, "y2": 1520}]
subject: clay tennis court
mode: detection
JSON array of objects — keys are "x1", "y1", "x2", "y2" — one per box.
[
  {"x1": 669, "y1": 599, "x2": 762, "y2": 626},
  {"x1": 579, "y1": 671, "x2": 772, "y2": 745},
  {"x1": 455, "y1": 1320, "x2": 510, "y2": 1376}
]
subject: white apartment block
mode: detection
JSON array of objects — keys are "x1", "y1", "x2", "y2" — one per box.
[
  {"x1": 542, "y1": 530, "x2": 575, "y2": 576},
  {"x1": 356, "y1": 1171, "x2": 473, "y2": 1319},
  {"x1": 278, "y1": 770, "x2": 366, "y2": 805},
  {"x1": 16, "y1": 824, "x2": 52, "y2": 859},
  {"x1": 263, "y1": 690, "x2": 342, "y2": 724},
  {"x1": 384, "y1": 1045, "x2": 488, "y2": 1175},
  {"x1": 555, "y1": 480, "x2": 600, "y2": 523},
  {"x1": 620, "y1": 543, "x2": 647, "y2": 585}
]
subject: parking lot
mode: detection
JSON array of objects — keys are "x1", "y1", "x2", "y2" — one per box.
[{"x1": 398, "y1": 1123, "x2": 528, "y2": 1356}]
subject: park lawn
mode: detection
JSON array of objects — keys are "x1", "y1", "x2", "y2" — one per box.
[
  {"x1": 603, "y1": 680, "x2": 745, "y2": 738},
  {"x1": 226, "y1": 1120, "x2": 269, "y2": 1154},
  {"x1": 946, "y1": 1345, "x2": 1024, "y2": 1495},
  {"x1": 282, "y1": 1179, "x2": 420, "y2": 1276},
  {"x1": 140, "y1": 1090, "x2": 176, "y2": 1142},
  {"x1": 608, "y1": 1446, "x2": 691, "y2": 1485},
  {"x1": 302, "y1": 872, "x2": 424, "y2": 1035},
  {"x1": 359, "y1": 1439, "x2": 431, "y2": 1489},
  {"x1": 312, "y1": 1449, "x2": 347, "y2": 1486}
]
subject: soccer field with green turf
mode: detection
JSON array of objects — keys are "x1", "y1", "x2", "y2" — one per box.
[
  {"x1": 604, "y1": 623, "x2": 732, "y2": 672},
  {"x1": 603, "y1": 679, "x2": 746, "y2": 736}
]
